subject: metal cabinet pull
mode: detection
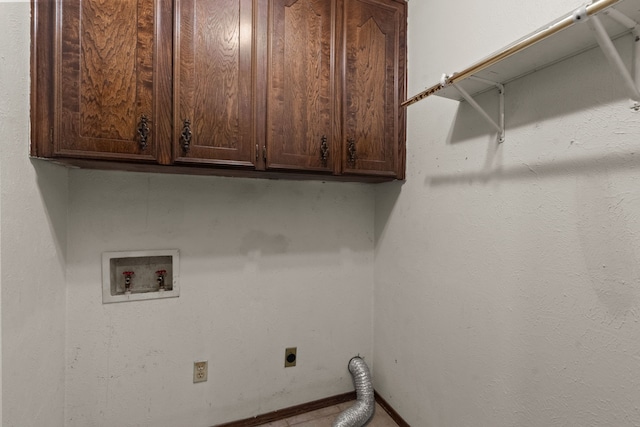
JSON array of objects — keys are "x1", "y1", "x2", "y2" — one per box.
[
  {"x1": 320, "y1": 135, "x2": 329, "y2": 165},
  {"x1": 137, "y1": 115, "x2": 150, "y2": 150},
  {"x1": 347, "y1": 137, "x2": 356, "y2": 165},
  {"x1": 180, "y1": 119, "x2": 192, "y2": 153}
]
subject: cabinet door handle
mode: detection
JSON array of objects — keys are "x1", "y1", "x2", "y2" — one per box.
[
  {"x1": 347, "y1": 137, "x2": 356, "y2": 165},
  {"x1": 137, "y1": 115, "x2": 150, "y2": 150},
  {"x1": 180, "y1": 119, "x2": 192, "y2": 153},
  {"x1": 320, "y1": 135, "x2": 329, "y2": 165}
]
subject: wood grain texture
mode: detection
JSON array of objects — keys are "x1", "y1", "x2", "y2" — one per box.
[
  {"x1": 32, "y1": 0, "x2": 406, "y2": 180},
  {"x1": 348, "y1": 18, "x2": 385, "y2": 160},
  {"x1": 80, "y1": 0, "x2": 137, "y2": 139},
  {"x1": 31, "y1": 0, "x2": 56, "y2": 158},
  {"x1": 342, "y1": 0, "x2": 405, "y2": 177},
  {"x1": 254, "y1": 0, "x2": 269, "y2": 171},
  {"x1": 396, "y1": 0, "x2": 407, "y2": 180},
  {"x1": 174, "y1": 0, "x2": 254, "y2": 166},
  {"x1": 266, "y1": 0, "x2": 334, "y2": 172},
  {"x1": 56, "y1": 0, "x2": 158, "y2": 161},
  {"x1": 213, "y1": 392, "x2": 356, "y2": 427},
  {"x1": 209, "y1": 390, "x2": 411, "y2": 426},
  {"x1": 36, "y1": 157, "x2": 396, "y2": 183},
  {"x1": 154, "y1": 0, "x2": 174, "y2": 165}
]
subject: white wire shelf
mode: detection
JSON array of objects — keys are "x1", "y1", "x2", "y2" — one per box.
[{"x1": 403, "y1": 0, "x2": 640, "y2": 105}]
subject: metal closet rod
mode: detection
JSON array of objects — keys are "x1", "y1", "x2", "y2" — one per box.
[{"x1": 402, "y1": 0, "x2": 621, "y2": 108}]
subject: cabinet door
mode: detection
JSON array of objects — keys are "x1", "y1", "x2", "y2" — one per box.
[
  {"x1": 342, "y1": 0, "x2": 406, "y2": 177},
  {"x1": 174, "y1": 0, "x2": 255, "y2": 167},
  {"x1": 55, "y1": 0, "x2": 169, "y2": 162},
  {"x1": 266, "y1": 0, "x2": 336, "y2": 172}
]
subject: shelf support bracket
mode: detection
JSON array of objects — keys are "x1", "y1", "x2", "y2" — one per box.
[
  {"x1": 588, "y1": 13, "x2": 640, "y2": 110},
  {"x1": 449, "y1": 75, "x2": 505, "y2": 143}
]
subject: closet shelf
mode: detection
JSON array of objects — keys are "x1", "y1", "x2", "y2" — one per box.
[{"x1": 403, "y1": 0, "x2": 640, "y2": 109}]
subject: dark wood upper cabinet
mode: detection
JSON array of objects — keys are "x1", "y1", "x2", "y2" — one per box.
[
  {"x1": 266, "y1": 0, "x2": 336, "y2": 173},
  {"x1": 266, "y1": 0, "x2": 406, "y2": 178},
  {"x1": 31, "y1": 0, "x2": 406, "y2": 182},
  {"x1": 53, "y1": 0, "x2": 171, "y2": 163},
  {"x1": 174, "y1": 0, "x2": 255, "y2": 167},
  {"x1": 342, "y1": 0, "x2": 406, "y2": 178}
]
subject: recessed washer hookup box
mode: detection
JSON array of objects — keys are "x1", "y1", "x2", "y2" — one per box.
[{"x1": 102, "y1": 249, "x2": 180, "y2": 304}]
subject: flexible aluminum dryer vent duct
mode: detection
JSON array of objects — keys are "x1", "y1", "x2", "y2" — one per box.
[{"x1": 333, "y1": 357, "x2": 374, "y2": 427}]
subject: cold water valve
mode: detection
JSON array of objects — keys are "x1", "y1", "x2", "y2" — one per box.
[
  {"x1": 156, "y1": 269, "x2": 166, "y2": 291},
  {"x1": 122, "y1": 271, "x2": 134, "y2": 294}
]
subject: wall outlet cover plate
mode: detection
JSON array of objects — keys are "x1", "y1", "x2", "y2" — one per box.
[
  {"x1": 285, "y1": 347, "x2": 297, "y2": 367},
  {"x1": 194, "y1": 361, "x2": 208, "y2": 383}
]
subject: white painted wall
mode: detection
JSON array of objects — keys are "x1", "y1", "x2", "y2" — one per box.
[
  {"x1": 65, "y1": 171, "x2": 374, "y2": 427},
  {"x1": 374, "y1": 0, "x2": 640, "y2": 426},
  {"x1": 0, "y1": 3, "x2": 68, "y2": 427}
]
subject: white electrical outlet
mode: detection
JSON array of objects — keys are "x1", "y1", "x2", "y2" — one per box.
[{"x1": 194, "y1": 361, "x2": 208, "y2": 383}]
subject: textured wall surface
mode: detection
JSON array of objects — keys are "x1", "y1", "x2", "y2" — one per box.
[
  {"x1": 65, "y1": 171, "x2": 375, "y2": 427},
  {"x1": 0, "y1": 3, "x2": 68, "y2": 427},
  {"x1": 374, "y1": 0, "x2": 640, "y2": 426}
]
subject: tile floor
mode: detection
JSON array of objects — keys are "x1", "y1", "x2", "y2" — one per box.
[{"x1": 256, "y1": 401, "x2": 400, "y2": 427}]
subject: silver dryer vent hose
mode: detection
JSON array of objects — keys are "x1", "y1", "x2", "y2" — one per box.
[{"x1": 332, "y1": 357, "x2": 374, "y2": 427}]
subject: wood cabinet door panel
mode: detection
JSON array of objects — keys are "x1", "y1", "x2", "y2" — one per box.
[
  {"x1": 266, "y1": 0, "x2": 335, "y2": 172},
  {"x1": 174, "y1": 0, "x2": 255, "y2": 166},
  {"x1": 34, "y1": 0, "x2": 405, "y2": 180},
  {"x1": 56, "y1": 0, "x2": 158, "y2": 161},
  {"x1": 342, "y1": 0, "x2": 404, "y2": 177}
]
